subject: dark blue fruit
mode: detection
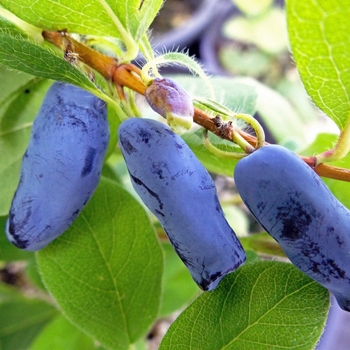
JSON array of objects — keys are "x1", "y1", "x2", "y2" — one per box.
[
  {"x1": 118, "y1": 118, "x2": 246, "y2": 291},
  {"x1": 6, "y1": 82, "x2": 109, "y2": 251},
  {"x1": 234, "y1": 145, "x2": 350, "y2": 311}
]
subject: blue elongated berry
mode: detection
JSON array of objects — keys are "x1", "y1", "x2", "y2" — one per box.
[
  {"x1": 118, "y1": 118, "x2": 246, "y2": 291},
  {"x1": 234, "y1": 145, "x2": 350, "y2": 311},
  {"x1": 6, "y1": 82, "x2": 109, "y2": 251}
]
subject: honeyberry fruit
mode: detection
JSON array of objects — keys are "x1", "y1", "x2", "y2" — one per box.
[
  {"x1": 119, "y1": 117, "x2": 246, "y2": 291},
  {"x1": 234, "y1": 145, "x2": 350, "y2": 311},
  {"x1": 6, "y1": 82, "x2": 109, "y2": 251}
]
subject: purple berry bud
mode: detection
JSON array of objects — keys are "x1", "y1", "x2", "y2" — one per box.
[{"x1": 145, "y1": 78, "x2": 194, "y2": 134}]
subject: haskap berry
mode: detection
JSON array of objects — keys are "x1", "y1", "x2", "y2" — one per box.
[{"x1": 6, "y1": 82, "x2": 109, "y2": 251}]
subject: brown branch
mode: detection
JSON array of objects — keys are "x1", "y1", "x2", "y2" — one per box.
[
  {"x1": 42, "y1": 30, "x2": 117, "y2": 79},
  {"x1": 112, "y1": 64, "x2": 146, "y2": 95},
  {"x1": 301, "y1": 157, "x2": 350, "y2": 182},
  {"x1": 41, "y1": 30, "x2": 350, "y2": 183}
]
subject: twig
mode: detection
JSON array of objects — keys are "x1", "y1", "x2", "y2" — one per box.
[{"x1": 41, "y1": 30, "x2": 350, "y2": 183}]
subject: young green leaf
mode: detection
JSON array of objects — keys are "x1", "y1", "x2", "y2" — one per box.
[
  {"x1": 287, "y1": 0, "x2": 350, "y2": 130},
  {"x1": 37, "y1": 178, "x2": 163, "y2": 350},
  {"x1": 160, "y1": 261, "x2": 330, "y2": 350}
]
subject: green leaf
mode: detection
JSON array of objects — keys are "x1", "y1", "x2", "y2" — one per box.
[
  {"x1": 0, "y1": 284, "x2": 57, "y2": 350},
  {"x1": 160, "y1": 242, "x2": 199, "y2": 317},
  {"x1": 25, "y1": 258, "x2": 47, "y2": 291},
  {"x1": 29, "y1": 315, "x2": 97, "y2": 350},
  {"x1": 0, "y1": 29, "x2": 130, "y2": 112},
  {"x1": 287, "y1": 0, "x2": 350, "y2": 130},
  {"x1": 182, "y1": 131, "x2": 238, "y2": 176},
  {"x1": 0, "y1": 0, "x2": 162, "y2": 43},
  {"x1": 136, "y1": 0, "x2": 163, "y2": 41},
  {"x1": 0, "y1": 283, "x2": 22, "y2": 300},
  {"x1": 132, "y1": 338, "x2": 148, "y2": 350},
  {"x1": 160, "y1": 261, "x2": 330, "y2": 350},
  {"x1": 245, "y1": 250, "x2": 260, "y2": 263},
  {"x1": 0, "y1": 6, "x2": 43, "y2": 41},
  {"x1": 0, "y1": 33, "x2": 97, "y2": 91},
  {"x1": 0, "y1": 65, "x2": 34, "y2": 102},
  {"x1": 37, "y1": 178, "x2": 163, "y2": 350},
  {"x1": 139, "y1": 33, "x2": 155, "y2": 61},
  {"x1": 0, "y1": 76, "x2": 52, "y2": 216},
  {"x1": 99, "y1": 0, "x2": 140, "y2": 39},
  {"x1": 0, "y1": 9, "x2": 25, "y2": 35},
  {"x1": 1, "y1": 0, "x2": 122, "y2": 38}
]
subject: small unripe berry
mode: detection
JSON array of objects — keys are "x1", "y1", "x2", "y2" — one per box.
[{"x1": 145, "y1": 77, "x2": 194, "y2": 134}]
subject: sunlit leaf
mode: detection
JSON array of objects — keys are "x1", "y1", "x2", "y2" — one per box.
[
  {"x1": 287, "y1": 0, "x2": 350, "y2": 130},
  {"x1": 37, "y1": 178, "x2": 163, "y2": 350},
  {"x1": 0, "y1": 0, "x2": 163, "y2": 43},
  {"x1": 160, "y1": 261, "x2": 330, "y2": 350}
]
